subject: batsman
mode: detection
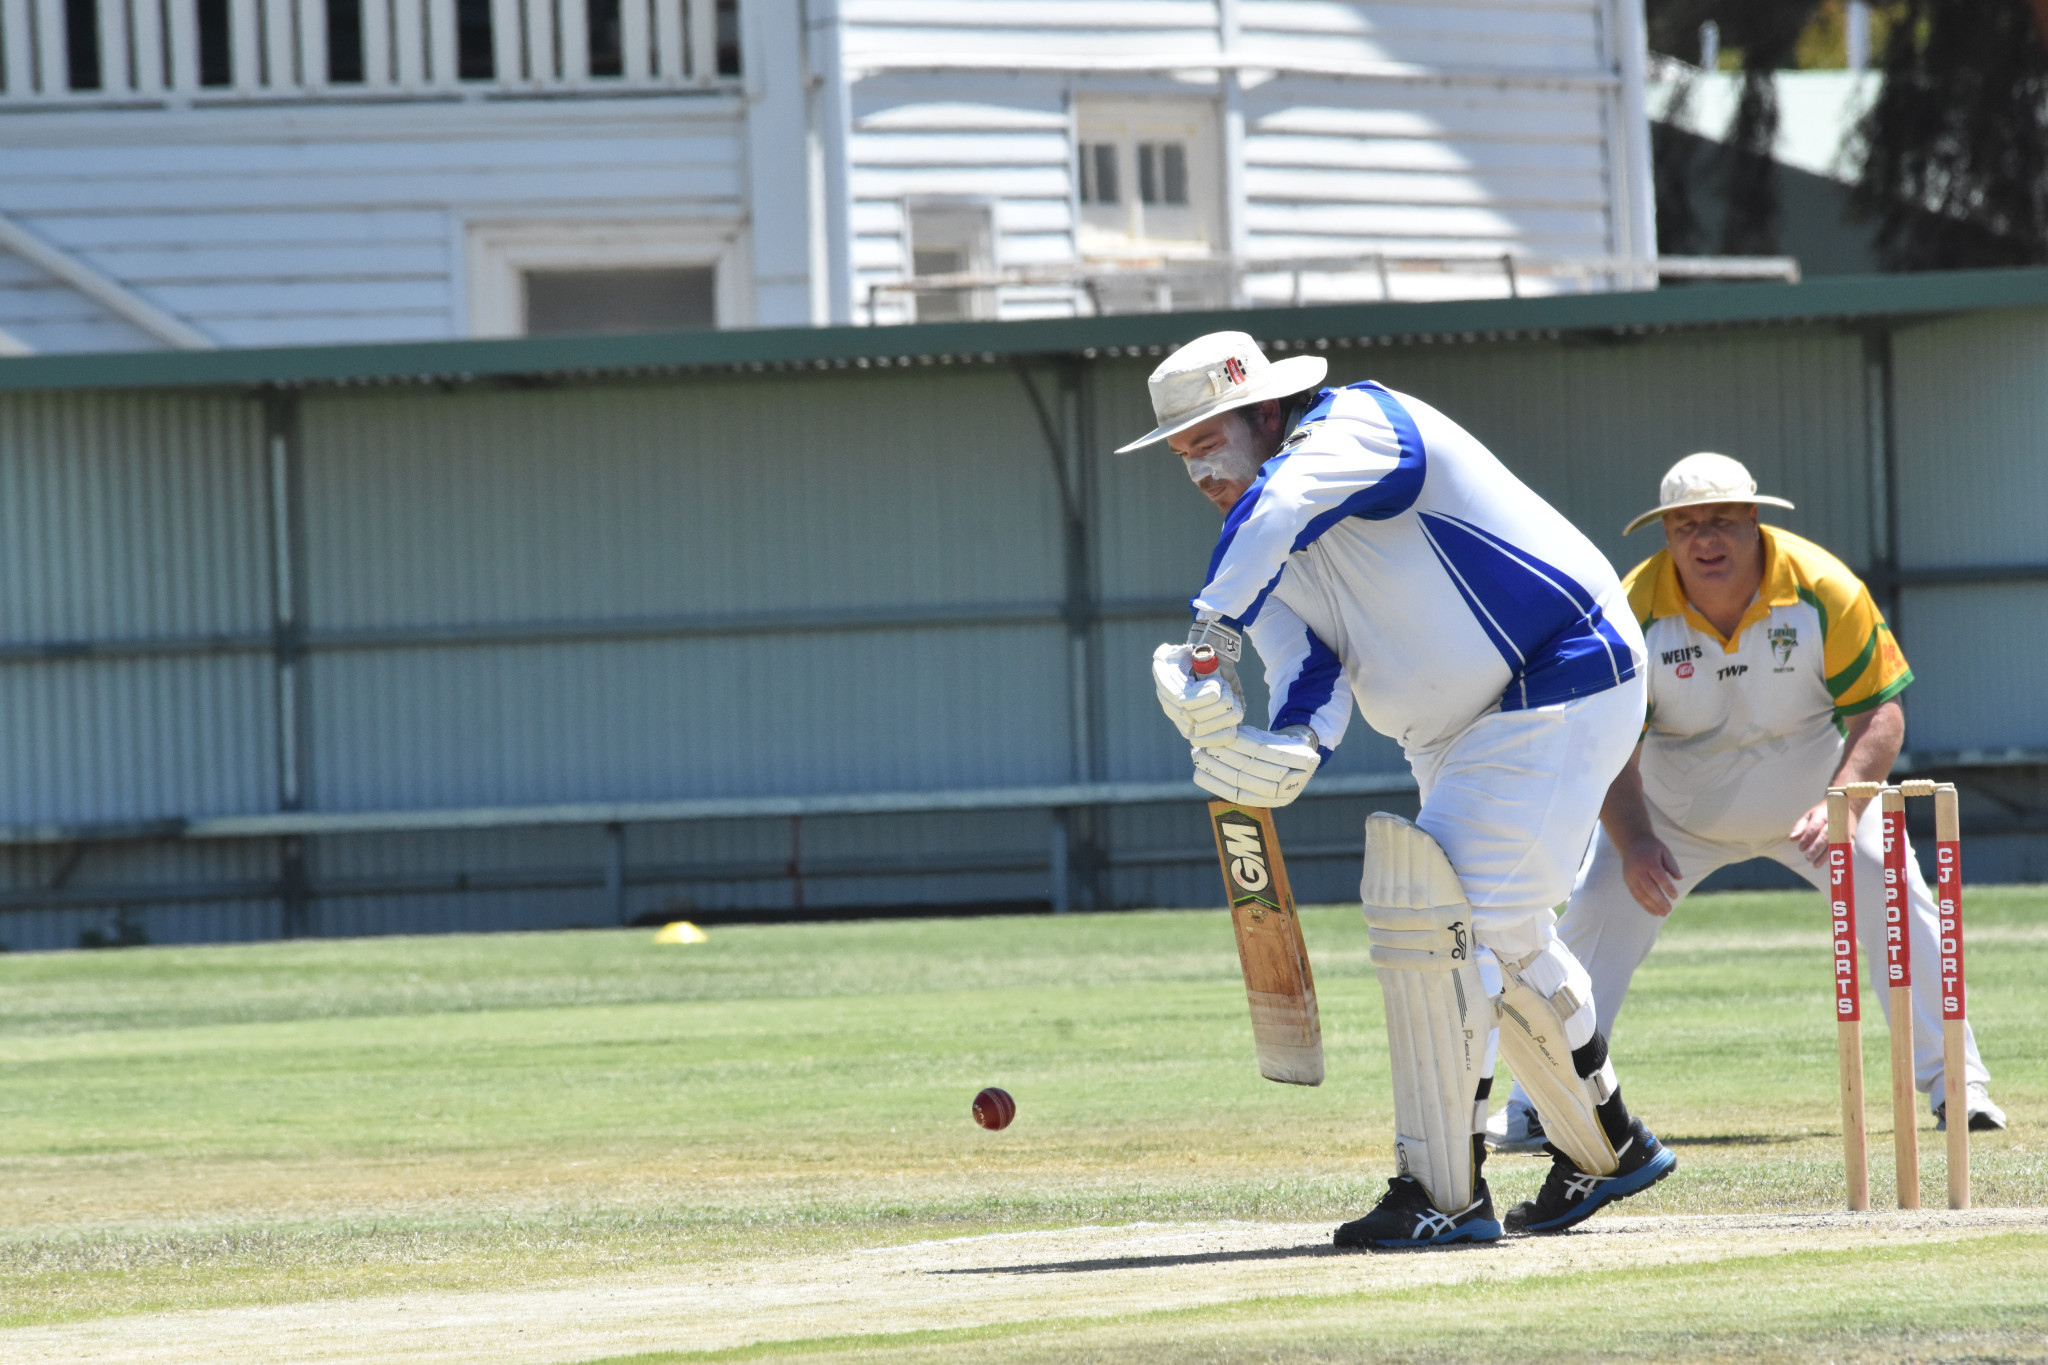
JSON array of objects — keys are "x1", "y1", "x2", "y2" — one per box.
[{"x1": 1126, "y1": 332, "x2": 1676, "y2": 1248}]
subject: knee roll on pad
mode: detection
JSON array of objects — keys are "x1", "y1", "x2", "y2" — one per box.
[
  {"x1": 1361, "y1": 813, "x2": 1496, "y2": 1215},
  {"x1": 1496, "y1": 938, "x2": 1620, "y2": 1176}
]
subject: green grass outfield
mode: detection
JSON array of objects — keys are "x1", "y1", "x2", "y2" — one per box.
[{"x1": 0, "y1": 888, "x2": 2044, "y2": 1362}]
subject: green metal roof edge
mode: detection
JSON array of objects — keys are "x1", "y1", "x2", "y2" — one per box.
[{"x1": 3, "y1": 266, "x2": 2047, "y2": 395}]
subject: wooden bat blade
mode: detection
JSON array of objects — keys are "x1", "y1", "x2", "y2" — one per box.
[{"x1": 1209, "y1": 801, "x2": 1323, "y2": 1086}]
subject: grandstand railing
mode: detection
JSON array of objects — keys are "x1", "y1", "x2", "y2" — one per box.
[
  {"x1": 0, "y1": 749, "x2": 2038, "y2": 923},
  {"x1": 0, "y1": 0, "x2": 738, "y2": 106}
]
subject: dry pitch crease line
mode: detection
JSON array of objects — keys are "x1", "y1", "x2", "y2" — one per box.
[{"x1": 2, "y1": 1211, "x2": 2040, "y2": 1365}]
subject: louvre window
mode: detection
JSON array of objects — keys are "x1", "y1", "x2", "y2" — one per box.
[
  {"x1": 1074, "y1": 101, "x2": 1218, "y2": 253},
  {"x1": 1138, "y1": 143, "x2": 1189, "y2": 206},
  {"x1": 1080, "y1": 144, "x2": 1120, "y2": 205}
]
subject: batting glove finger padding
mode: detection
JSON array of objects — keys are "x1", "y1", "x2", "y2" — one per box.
[
  {"x1": 1190, "y1": 726, "x2": 1320, "y2": 807},
  {"x1": 1152, "y1": 643, "x2": 1244, "y2": 744}
]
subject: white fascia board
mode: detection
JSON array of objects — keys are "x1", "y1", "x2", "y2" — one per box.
[
  {"x1": 0, "y1": 91, "x2": 749, "y2": 148},
  {"x1": 844, "y1": 52, "x2": 1621, "y2": 92}
]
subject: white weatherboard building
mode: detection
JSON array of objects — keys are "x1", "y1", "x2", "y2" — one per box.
[{"x1": 0, "y1": 0, "x2": 1658, "y2": 351}]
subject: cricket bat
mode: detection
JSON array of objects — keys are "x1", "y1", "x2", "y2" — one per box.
[{"x1": 1208, "y1": 800, "x2": 1324, "y2": 1086}]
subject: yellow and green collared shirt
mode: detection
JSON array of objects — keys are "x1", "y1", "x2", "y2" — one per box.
[{"x1": 1622, "y1": 526, "x2": 1913, "y2": 844}]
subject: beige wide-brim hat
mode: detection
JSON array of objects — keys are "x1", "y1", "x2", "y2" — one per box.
[
  {"x1": 1114, "y1": 331, "x2": 1328, "y2": 453},
  {"x1": 1623, "y1": 451, "x2": 1796, "y2": 535}
]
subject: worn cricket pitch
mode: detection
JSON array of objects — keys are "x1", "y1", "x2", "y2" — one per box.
[
  {"x1": 5, "y1": 1210, "x2": 2045, "y2": 1364},
  {"x1": 2, "y1": 891, "x2": 2045, "y2": 1363}
]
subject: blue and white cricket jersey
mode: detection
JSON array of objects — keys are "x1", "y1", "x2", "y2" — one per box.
[{"x1": 1196, "y1": 382, "x2": 1643, "y2": 756}]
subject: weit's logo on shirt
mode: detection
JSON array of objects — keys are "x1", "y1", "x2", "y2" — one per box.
[{"x1": 1661, "y1": 645, "x2": 1704, "y2": 667}]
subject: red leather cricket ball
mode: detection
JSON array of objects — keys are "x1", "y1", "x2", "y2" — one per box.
[{"x1": 972, "y1": 1087, "x2": 1016, "y2": 1131}]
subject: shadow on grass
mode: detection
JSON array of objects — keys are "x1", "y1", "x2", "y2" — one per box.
[
  {"x1": 934, "y1": 1240, "x2": 1495, "y2": 1275},
  {"x1": 1662, "y1": 1133, "x2": 1811, "y2": 1147}
]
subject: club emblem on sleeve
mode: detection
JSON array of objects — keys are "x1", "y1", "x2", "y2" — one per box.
[{"x1": 1769, "y1": 624, "x2": 1798, "y2": 672}]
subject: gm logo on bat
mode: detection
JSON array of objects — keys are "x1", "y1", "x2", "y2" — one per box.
[{"x1": 1214, "y1": 810, "x2": 1280, "y2": 916}]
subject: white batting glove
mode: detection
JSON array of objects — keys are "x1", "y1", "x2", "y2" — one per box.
[
  {"x1": 1191, "y1": 725, "x2": 1321, "y2": 808},
  {"x1": 1152, "y1": 642, "x2": 1244, "y2": 746}
]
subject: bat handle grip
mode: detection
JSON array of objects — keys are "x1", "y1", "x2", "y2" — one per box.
[{"x1": 1190, "y1": 643, "x2": 1220, "y2": 677}]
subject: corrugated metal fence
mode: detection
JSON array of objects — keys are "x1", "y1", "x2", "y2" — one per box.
[{"x1": 1, "y1": 283, "x2": 2045, "y2": 949}]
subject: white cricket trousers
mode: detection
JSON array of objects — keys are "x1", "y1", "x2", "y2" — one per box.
[
  {"x1": 1409, "y1": 673, "x2": 1648, "y2": 944},
  {"x1": 1550, "y1": 796, "x2": 1989, "y2": 1102}
]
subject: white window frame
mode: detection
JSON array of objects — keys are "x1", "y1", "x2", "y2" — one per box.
[
  {"x1": 1073, "y1": 98, "x2": 1222, "y2": 260},
  {"x1": 464, "y1": 218, "x2": 751, "y2": 337},
  {"x1": 905, "y1": 196, "x2": 998, "y2": 322}
]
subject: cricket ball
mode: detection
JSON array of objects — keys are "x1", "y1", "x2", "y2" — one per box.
[{"x1": 972, "y1": 1087, "x2": 1016, "y2": 1131}]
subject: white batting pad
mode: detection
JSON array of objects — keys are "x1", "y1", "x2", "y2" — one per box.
[
  {"x1": 1360, "y1": 813, "x2": 1496, "y2": 1215},
  {"x1": 1495, "y1": 937, "x2": 1619, "y2": 1177}
]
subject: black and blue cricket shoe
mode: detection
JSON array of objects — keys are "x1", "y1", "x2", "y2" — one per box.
[
  {"x1": 1503, "y1": 1118, "x2": 1676, "y2": 1234},
  {"x1": 1333, "y1": 1175, "x2": 1503, "y2": 1250}
]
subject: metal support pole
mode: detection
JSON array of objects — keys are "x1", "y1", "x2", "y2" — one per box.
[
  {"x1": 264, "y1": 391, "x2": 314, "y2": 938},
  {"x1": 1049, "y1": 808, "x2": 1070, "y2": 914},
  {"x1": 604, "y1": 821, "x2": 627, "y2": 923},
  {"x1": 1066, "y1": 362, "x2": 1107, "y2": 907},
  {"x1": 787, "y1": 815, "x2": 804, "y2": 913},
  {"x1": 1015, "y1": 359, "x2": 1104, "y2": 907},
  {"x1": 1864, "y1": 328, "x2": 1902, "y2": 630}
]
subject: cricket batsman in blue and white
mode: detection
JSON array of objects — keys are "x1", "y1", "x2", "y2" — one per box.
[{"x1": 1126, "y1": 332, "x2": 1676, "y2": 1247}]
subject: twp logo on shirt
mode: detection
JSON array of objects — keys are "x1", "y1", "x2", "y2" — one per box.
[
  {"x1": 1661, "y1": 645, "x2": 1704, "y2": 667},
  {"x1": 1717, "y1": 663, "x2": 1748, "y2": 681}
]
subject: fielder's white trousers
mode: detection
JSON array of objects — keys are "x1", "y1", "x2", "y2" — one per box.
[
  {"x1": 1539, "y1": 797, "x2": 1989, "y2": 1103},
  {"x1": 1408, "y1": 673, "x2": 1648, "y2": 944}
]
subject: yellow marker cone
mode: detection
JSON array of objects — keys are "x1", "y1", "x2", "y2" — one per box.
[{"x1": 652, "y1": 921, "x2": 710, "y2": 944}]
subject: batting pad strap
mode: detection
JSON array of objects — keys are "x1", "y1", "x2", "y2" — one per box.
[{"x1": 1493, "y1": 938, "x2": 1619, "y2": 1177}]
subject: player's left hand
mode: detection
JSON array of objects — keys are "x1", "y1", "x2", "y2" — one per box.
[
  {"x1": 1153, "y1": 643, "x2": 1244, "y2": 745},
  {"x1": 1191, "y1": 726, "x2": 1320, "y2": 807},
  {"x1": 1789, "y1": 800, "x2": 1832, "y2": 866}
]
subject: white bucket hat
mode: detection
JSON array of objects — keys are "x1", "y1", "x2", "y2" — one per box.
[
  {"x1": 1623, "y1": 452, "x2": 1796, "y2": 536},
  {"x1": 1114, "y1": 331, "x2": 1328, "y2": 453}
]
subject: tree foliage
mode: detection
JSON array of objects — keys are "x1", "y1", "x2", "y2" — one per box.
[
  {"x1": 1647, "y1": 1, "x2": 1824, "y2": 256},
  {"x1": 1851, "y1": 0, "x2": 2048, "y2": 268},
  {"x1": 1647, "y1": 0, "x2": 2048, "y2": 270}
]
